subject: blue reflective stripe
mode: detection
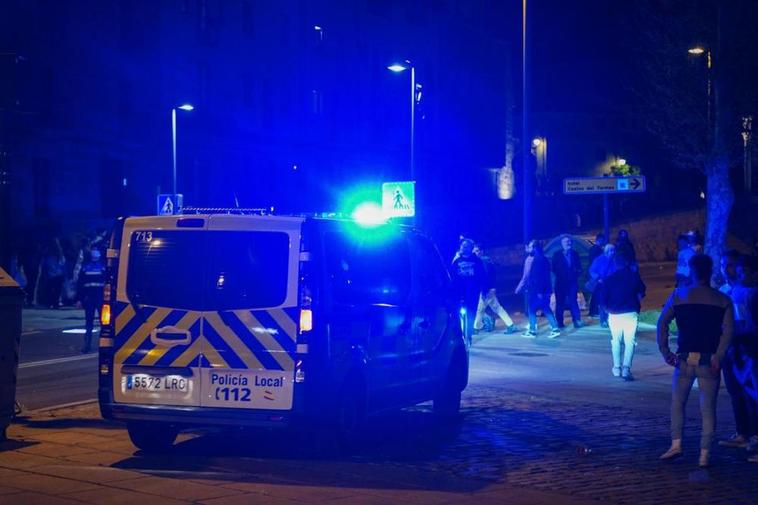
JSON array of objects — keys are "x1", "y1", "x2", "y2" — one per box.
[
  {"x1": 121, "y1": 309, "x2": 187, "y2": 365},
  {"x1": 218, "y1": 311, "x2": 283, "y2": 371},
  {"x1": 202, "y1": 321, "x2": 248, "y2": 369},
  {"x1": 155, "y1": 318, "x2": 202, "y2": 367},
  {"x1": 253, "y1": 310, "x2": 296, "y2": 356},
  {"x1": 114, "y1": 301, "x2": 130, "y2": 319},
  {"x1": 117, "y1": 306, "x2": 157, "y2": 344}
]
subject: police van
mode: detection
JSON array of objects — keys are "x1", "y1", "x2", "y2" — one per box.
[{"x1": 98, "y1": 211, "x2": 468, "y2": 451}]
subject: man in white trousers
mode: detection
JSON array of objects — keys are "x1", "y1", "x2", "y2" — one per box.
[{"x1": 473, "y1": 244, "x2": 516, "y2": 334}]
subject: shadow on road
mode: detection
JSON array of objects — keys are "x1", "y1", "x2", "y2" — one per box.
[{"x1": 108, "y1": 402, "x2": 592, "y2": 493}]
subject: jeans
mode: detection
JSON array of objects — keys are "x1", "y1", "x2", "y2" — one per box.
[
  {"x1": 608, "y1": 312, "x2": 638, "y2": 369},
  {"x1": 722, "y1": 345, "x2": 753, "y2": 437},
  {"x1": 474, "y1": 290, "x2": 514, "y2": 330},
  {"x1": 670, "y1": 359, "x2": 721, "y2": 449},
  {"x1": 527, "y1": 292, "x2": 559, "y2": 332},
  {"x1": 555, "y1": 284, "x2": 581, "y2": 327},
  {"x1": 82, "y1": 297, "x2": 102, "y2": 351}
]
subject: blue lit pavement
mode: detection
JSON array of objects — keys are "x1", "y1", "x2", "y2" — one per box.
[{"x1": 3, "y1": 316, "x2": 757, "y2": 504}]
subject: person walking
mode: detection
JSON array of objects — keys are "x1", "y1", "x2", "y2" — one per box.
[
  {"x1": 552, "y1": 235, "x2": 584, "y2": 329},
  {"x1": 657, "y1": 254, "x2": 734, "y2": 468},
  {"x1": 451, "y1": 238, "x2": 487, "y2": 345},
  {"x1": 42, "y1": 238, "x2": 66, "y2": 308},
  {"x1": 600, "y1": 252, "x2": 646, "y2": 381},
  {"x1": 76, "y1": 248, "x2": 106, "y2": 353},
  {"x1": 473, "y1": 244, "x2": 516, "y2": 334},
  {"x1": 615, "y1": 229, "x2": 637, "y2": 268},
  {"x1": 675, "y1": 234, "x2": 697, "y2": 287},
  {"x1": 588, "y1": 244, "x2": 617, "y2": 328},
  {"x1": 515, "y1": 240, "x2": 560, "y2": 339},
  {"x1": 719, "y1": 255, "x2": 758, "y2": 455},
  {"x1": 587, "y1": 233, "x2": 607, "y2": 318}
]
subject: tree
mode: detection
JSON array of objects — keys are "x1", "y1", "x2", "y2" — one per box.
[{"x1": 631, "y1": 0, "x2": 750, "y2": 270}]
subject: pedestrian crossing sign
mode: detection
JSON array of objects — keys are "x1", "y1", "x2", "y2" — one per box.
[
  {"x1": 382, "y1": 181, "x2": 415, "y2": 218},
  {"x1": 157, "y1": 194, "x2": 183, "y2": 216}
]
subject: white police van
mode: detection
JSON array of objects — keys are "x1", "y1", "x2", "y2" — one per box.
[{"x1": 98, "y1": 211, "x2": 468, "y2": 451}]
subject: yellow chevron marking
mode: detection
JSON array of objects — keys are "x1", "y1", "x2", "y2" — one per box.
[
  {"x1": 172, "y1": 336, "x2": 204, "y2": 367},
  {"x1": 268, "y1": 308, "x2": 297, "y2": 342},
  {"x1": 204, "y1": 313, "x2": 264, "y2": 369},
  {"x1": 234, "y1": 310, "x2": 293, "y2": 371},
  {"x1": 137, "y1": 312, "x2": 201, "y2": 366},
  {"x1": 114, "y1": 308, "x2": 171, "y2": 364},
  {"x1": 115, "y1": 304, "x2": 136, "y2": 334},
  {"x1": 202, "y1": 342, "x2": 228, "y2": 369}
]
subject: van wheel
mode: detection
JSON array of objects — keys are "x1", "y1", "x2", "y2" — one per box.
[
  {"x1": 335, "y1": 383, "x2": 366, "y2": 452},
  {"x1": 434, "y1": 356, "x2": 465, "y2": 421},
  {"x1": 127, "y1": 422, "x2": 178, "y2": 452}
]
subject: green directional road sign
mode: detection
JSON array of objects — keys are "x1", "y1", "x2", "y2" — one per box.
[{"x1": 382, "y1": 181, "x2": 415, "y2": 218}]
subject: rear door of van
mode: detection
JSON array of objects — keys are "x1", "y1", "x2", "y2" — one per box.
[
  {"x1": 199, "y1": 215, "x2": 302, "y2": 411},
  {"x1": 112, "y1": 216, "x2": 207, "y2": 408}
]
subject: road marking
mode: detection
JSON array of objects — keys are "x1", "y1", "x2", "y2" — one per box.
[
  {"x1": 23, "y1": 398, "x2": 98, "y2": 415},
  {"x1": 19, "y1": 354, "x2": 97, "y2": 369}
]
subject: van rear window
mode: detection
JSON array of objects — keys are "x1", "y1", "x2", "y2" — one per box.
[{"x1": 127, "y1": 230, "x2": 289, "y2": 310}]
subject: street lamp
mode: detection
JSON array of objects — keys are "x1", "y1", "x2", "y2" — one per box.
[
  {"x1": 172, "y1": 103, "x2": 194, "y2": 195},
  {"x1": 688, "y1": 45, "x2": 712, "y2": 127},
  {"x1": 387, "y1": 61, "x2": 417, "y2": 182}
]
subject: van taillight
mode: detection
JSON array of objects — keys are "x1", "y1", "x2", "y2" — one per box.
[
  {"x1": 101, "y1": 304, "x2": 111, "y2": 326},
  {"x1": 299, "y1": 309, "x2": 313, "y2": 333}
]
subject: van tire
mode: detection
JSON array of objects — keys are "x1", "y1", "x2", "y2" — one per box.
[
  {"x1": 127, "y1": 422, "x2": 178, "y2": 452},
  {"x1": 433, "y1": 351, "x2": 466, "y2": 421}
]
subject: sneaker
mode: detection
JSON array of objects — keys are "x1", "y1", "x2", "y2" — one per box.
[
  {"x1": 748, "y1": 454, "x2": 758, "y2": 463},
  {"x1": 573, "y1": 320, "x2": 585, "y2": 329},
  {"x1": 718, "y1": 434, "x2": 749, "y2": 448},
  {"x1": 548, "y1": 328, "x2": 561, "y2": 339},
  {"x1": 659, "y1": 446, "x2": 683, "y2": 460},
  {"x1": 504, "y1": 325, "x2": 517, "y2": 335},
  {"x1": 522, "y1": 330, "x2": 537, "y2": 339},
  {"x1": 612, "y1": 367, "x2": 621, "y2": 377},
  {"x1": 621, "y1": 367, "x2": 634, "y2": 381}
]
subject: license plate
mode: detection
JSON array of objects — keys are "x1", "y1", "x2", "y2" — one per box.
[{"x1": 124, "y1": 374, "x2": 190, "y2": 393}]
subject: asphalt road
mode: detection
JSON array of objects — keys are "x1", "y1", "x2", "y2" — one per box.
[
  {"x1": 15, "y1": 262, "x2": 678, "y2": 412},
  {"x1": 17, "y1": 309, "x2": 98, "y2": 411}
]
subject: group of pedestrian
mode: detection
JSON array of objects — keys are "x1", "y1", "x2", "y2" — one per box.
[
  {"x1": 10, "y1": 230, "x2": 108, "y2": 353},
  {"x1": 657, "y1": 249, "x2": 758, "y2": 467}
]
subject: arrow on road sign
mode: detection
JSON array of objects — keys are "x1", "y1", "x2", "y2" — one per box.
[{"x1": 630, "y1": 178, "x2": 641, "y2": 190}]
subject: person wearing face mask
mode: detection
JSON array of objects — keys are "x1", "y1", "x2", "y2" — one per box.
[{"x1": 515, "y1": 240, "x2": 560, "y2": 339}]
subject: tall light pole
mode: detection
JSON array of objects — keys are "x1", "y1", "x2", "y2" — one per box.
[
  {"x1": 388, "y1": 61, "x2": 417, "y2": 182},
  {"x1": 688, "y1": 46, "x2": 712, "y2": 131},
  {"x1": 172, "y1": 103, "x2": 194, "y2": 195},
  {"x1": 521, "y1": 0, "x2": 532, "y2": 242}
]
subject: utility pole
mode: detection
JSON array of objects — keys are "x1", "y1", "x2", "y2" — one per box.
[{"x1": 521, "y1": 0, "x2": 532, "y2": 242}]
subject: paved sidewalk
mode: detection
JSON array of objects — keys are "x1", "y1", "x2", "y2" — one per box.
[{"x1": 2, "y1": 321, "x2": 757, "y2": 504}]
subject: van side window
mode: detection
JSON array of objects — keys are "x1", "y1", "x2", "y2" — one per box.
[{"x1": 325, "y1": 233, "x2": 411, "y2": 306}]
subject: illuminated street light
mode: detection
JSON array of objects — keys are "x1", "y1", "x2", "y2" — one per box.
[
  {"x1": 532, "y1": 137, "x2": 542, "y2": 147},
  {"x1": 387, "y1": 61, "x2": 417, "y2": 183},
  {"x1": 172, "y1": 103, "x2": 194, "y2": 195},
  {"x1": 618, "y1": 158, "x2": 627, "y2": 166},
  {"x1": 688, "y1": 46, "x2": 705, "y2": 55}
]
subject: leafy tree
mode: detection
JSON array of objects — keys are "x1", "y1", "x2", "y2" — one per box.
[{"x1": 631, "y1": 0, "x2": 754, "y2": 268}]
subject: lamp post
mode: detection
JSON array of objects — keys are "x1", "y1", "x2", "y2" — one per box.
[
  {"x1": 521, "y1": 0, "x2": 532, "y2": 242},
  {"x1": 688, "y1": 45, "x2": 712, "y2": 130},
  {"x1": 387, "y1": 61, "x2": 417, "y2": 182},
  {"x1": 172, "y1": 103, "x2": 194, "y2": 195}
]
